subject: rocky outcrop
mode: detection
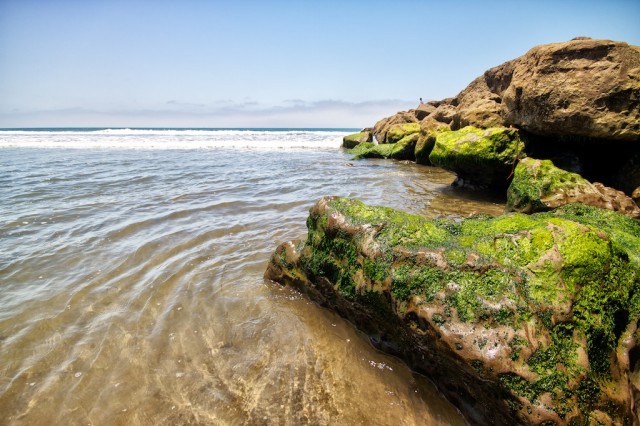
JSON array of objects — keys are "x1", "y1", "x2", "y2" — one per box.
[
  {"x1": 415, "y1": 102, "x2": 436, "y2": 120},
  {"x1": 428, "y1": 127, "x2": 526, "y2": 189},
  {"x1": 507, "y1": 157, "x2": 640, "y2": 218},
  {"x1": 345, "y1": 37, "x2": 640, "y2": 194},
  {"x1": 266, "y1": 196, "x2": 640, "y2": 425},
  {"x1": 280, "y1": 36, "x2": 640, "y2": 426}
]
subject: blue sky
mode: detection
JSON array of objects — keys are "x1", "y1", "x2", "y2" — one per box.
[{"x1": 1, "y1": 0, "x2": 639, "y2": 128}]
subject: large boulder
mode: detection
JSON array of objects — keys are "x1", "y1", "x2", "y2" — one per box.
[
  {"x1": 428, "y1": 126, "x2": 526, "y2": 189},
  {"x1": 266, "y1": 196, "x2": 640, "y2": 425},
  {"x1": 384, "y1": 122, "x2": 420, "y2": 144},
  {"x1": 501, "y1": 38, "x2": 640, "y2": 141},
  {"x1": 507, "y1": 157, "x2": 640, "y2": 218},
  {"x1": 452, "y1": 37, "x2": 640, "y2": 142}
]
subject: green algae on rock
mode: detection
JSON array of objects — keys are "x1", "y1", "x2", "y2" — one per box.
[
  {"x1": 342, "y1": 130, "x2": 372, "y2": 149},
  {"x1": 385, "y1": 122, "x2": 420, "y2": 144},
  {"x1": 373, "y1": 112, "x2": 419, "y2": 144},
  {"x1": 428, "y1": 126, "x2": 526, "y2": 189},
  {"x1": 265, "y1": 196, "x2": 640, "y2": 425},
  {"x1": 414, "y1": 118, "x2": 451, "y2": 165},
  {"x1": 347, "y1": 133, "x2": 419, "y2": 161},
  {"x1": 507, "y1": 157, "x2": 640, "y2": 218}
]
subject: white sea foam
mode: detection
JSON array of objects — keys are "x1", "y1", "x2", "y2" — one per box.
[{"x1": 0, "y1": 128, "x2": 352, "y2": 150}]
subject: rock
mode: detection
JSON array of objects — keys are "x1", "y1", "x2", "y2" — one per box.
[
  {"x1": 428, "y1": 126, "x2": 526, "y2": 189},
  {"x1": 507, "y1": 157, "x2": 640, "y2": 218},
  {"x1": 453, "y1": 74, "x2": 507, "y2": 129},
  {"x1": 429, "y1": 102, "x2": 458, "y2": 125},
  {"x1": 633, "y1": 187, "x2": 640, "y2": 205},
  {"x1": 342, "y1": 130, "x2": 372, "y2": 149},
  {"x1": 385, "y1": 122, "x2": 420, "y2": 144},
  {"x1": 415, "y1": 102, "x2": 436, "y2": 120},
  {"x1": 348, "y1": 133, "x2": 418, "y2": 161},
  {"x1": 501, "y1": 38, "x2": 640, "y2": 141},
  {"x1": 415, "y1": 132, "x2": 437, "y2": 165},
  {"x1": 373, "y1": 112, "x2": 418, "y2": 143},
  {"x1": 265, "y1": 196, "x2": 640, "y2": 425},
  {"x1": 358, "y1": 38, "x2": 640, "y2": 194},
  {"x1": 415, "y1": 117, "x2": 451, "y2": 165},
  {"x1": 451, "y1": 38, "x2": 640, "y2": 142}
]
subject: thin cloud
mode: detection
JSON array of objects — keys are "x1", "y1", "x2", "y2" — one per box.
[{"x1": 0, "y1": 99, "x2": 416, "y2": 128}]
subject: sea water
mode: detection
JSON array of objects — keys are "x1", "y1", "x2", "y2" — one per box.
[{"x1": 0, "y1": 129, "x2": 504, "y2": 425}]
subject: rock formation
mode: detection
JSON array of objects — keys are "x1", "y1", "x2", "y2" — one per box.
[
  {"x1": 346, "y1": 37, "x2": 640, "y2": 196},
  {"x1": 266, "y1": 196, "x2": 640, "y2": 425}
]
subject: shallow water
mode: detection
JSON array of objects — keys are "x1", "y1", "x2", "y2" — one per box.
[{"x1": 0, "y1": 130, "x2": 505, "y2": 425}]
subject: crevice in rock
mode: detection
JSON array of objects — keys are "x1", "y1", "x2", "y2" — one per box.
[{"x1": 522, "y1": 131, "x2": 639, "y2": 192}]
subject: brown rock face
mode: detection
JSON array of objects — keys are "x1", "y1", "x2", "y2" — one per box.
[
  {"x1": 447, "y1": 38, "x2": 640, "y2": 142},
  {"x1": 500, "y1": 38, "x2": 640, "y2": 141}
]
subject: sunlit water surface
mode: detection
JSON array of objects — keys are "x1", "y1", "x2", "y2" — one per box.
[{"x1": 0, "y1": 130, "x2": 505, "y2": 425}]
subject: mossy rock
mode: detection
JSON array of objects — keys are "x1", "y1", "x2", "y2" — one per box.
[
  {"x1": 508, "y1": 157, "x2": 640, "y2": 218},
  {"x1": 415, "y1": 132, "x2": 437, "y2": 165},
  {"x1": 415, "y1": 118, "x2": 451, "y2": 165},
  {"x1": 385, "y1": 122, "x2": 420, "y2": 144},
  {"x1": 508, "y1": 157, "x2": 592, "y2": 213},
  {"x1": 342, "y1": 131, "x2": 372, "y2": 149},
  {"x1": 373, "y1": 111, "x2": 418, "y2": 143},
  {"x1": 348, "y1": 133, "x2": 418, "y2": 161},
  {"x1": 266, "y1": 196, "x2": 640, "y2": 425},
  {"x1": 429, "y1": 126, "x2": 526, "y2": 189}
]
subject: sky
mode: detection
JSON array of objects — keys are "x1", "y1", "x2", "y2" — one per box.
[{"x1": 0, "y1": 0, "x2": 639, "y2": 128}]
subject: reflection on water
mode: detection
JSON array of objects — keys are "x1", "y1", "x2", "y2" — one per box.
[{"x1": 0, "y1": 146, "x2": 503, "y2": 425}]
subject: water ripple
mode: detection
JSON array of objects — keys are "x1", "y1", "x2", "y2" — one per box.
[{"x1": 0, "y1": 142, "x2": 503, "y2": 425}]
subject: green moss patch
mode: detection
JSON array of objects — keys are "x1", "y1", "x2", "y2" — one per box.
[
  {"x1": 385, "y1": 122, "x2": 420, "y2": 144},
  {"x1": 347, "y1": 133, "x2": 418, "y2": 161},
  {"x1": 428, "y1": 126, "x2": 526, "y2": 188},
  {"x1": 506, "y1": 157, "x2": 592, "y2": 213},
  {"x1": 342, "y1": 131, "x2": 372, "y2": 148}
]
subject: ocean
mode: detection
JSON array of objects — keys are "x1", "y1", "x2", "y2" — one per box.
[{"x1": 0, "y1": 128, "x2": 504, "y2": 425}]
